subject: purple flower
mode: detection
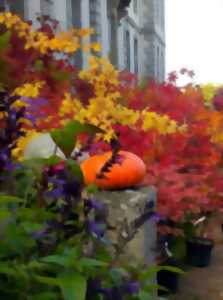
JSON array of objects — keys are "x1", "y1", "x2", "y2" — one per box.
[
  {"x1": 87, "y1": 220, "x2": 105, "y2": 238},
  {"x1": 47, "y1": 177, "x2": 66, "y2": 186},
  {"x1": 63, "y1": 180, "x2": 81, "y2": 198},
  {"x1": 24, "y1": 113, "x2": 36, "y2": 126},
  {"x1": 87, "y1": 197, "x2": 107, "y2": 212},
  {"x1": 9, "y1": 109, "x2": 17, "y2": 122},
  {"x1": 0, "y1": 149, "x2": 9, "y2": 162},
  {"x1": 150, "y1": 213, "x2": 165, "y2": 223},
  {"x1": 124, "y1": 281, "x2": 140, "y2": 295},
  {"x1": 32, "y1": 229, "x2": 48, "y2": 240},
  {"x1": 45, "y1": 188, "x2": 63, "y2": 199}
]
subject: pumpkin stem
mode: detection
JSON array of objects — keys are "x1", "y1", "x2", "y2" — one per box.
[{"x1": 96, "y1": 136, "x2": 122, "y2": 179}]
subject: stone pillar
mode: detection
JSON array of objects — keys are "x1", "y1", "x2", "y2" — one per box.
[
  {"x1": 52, "y1": 0, "x2": 68, "y2": 29},
  {"x1": 106, "y1": 0, "x2": 120, "y2": 67},
  {"x1": 80, "y1": 0, "x2": 90, "y2": 69},
  {"x1": 95, "y1": 187, "x2": 157, "y2": 266},
  {"x1": 100, "y1": 0, "x2": 110, "y2": 57},
  {"x1": 24, "y1": 0, "x2": 41, "y2": 27},
  {"x1": 68, "y1": 0, "x2": 83, "y2": 68}
]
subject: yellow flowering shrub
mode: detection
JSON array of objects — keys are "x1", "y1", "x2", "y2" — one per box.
[
  {"x1": 13, "y1": 81, "x2": 45, "y2": 99},
  {"x1": 0, "y1": 12, "x2": 100, "y2": 54},
  {"x1": 200, "y1": 83, "x2": 223, "y2": 107},
  {"x1": 60, "y1": 56, "x2": 185, "y2": 142},
  {"x1": 0, "y1": 12, "x2": 185, "y2": 158}
]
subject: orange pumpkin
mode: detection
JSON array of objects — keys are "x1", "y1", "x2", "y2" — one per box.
[{"x1": 80, "y1": 151, "x2": 146, "y2": 190}]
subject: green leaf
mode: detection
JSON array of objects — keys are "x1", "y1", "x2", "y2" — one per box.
[
  {"x1": 160, "y1": 265, "x2": 185, "y2": 274},
  {"x1": 65, "y1": 159, "x2": 83, "y2": 182},
  {"x1": 138, "y1": 290, "x2": 154, "y2": 300},
  {"x1": 169, "y1": 235, "x2": 186, "y2": 261},
  {"x1": 34, "y1": 59, "x2": 44, "y2": 72},
  {"x1": 27, "y1": 260, "x2": 46, "y2": 271},
  {"x1": 94, "y1": 246, "x2": 112, "y2": 263},
  {"x1": 0, "y1": 210, "x2": 11, "y2": 220},
  {"x1": 139, "y1": 265, "x2": 162, "y2": 281},
  {"x1": 0, "y1": 262, "x2": 16, "y2": 277},
  {"x1": 35, "y1": 275, "x2": 60, "y2": 286},
  {"x1": 0, "y1": 195, "x2": 23, "y2": 204},
  {"x1": 21, "y1": 158, "x2": 47, "y2": 180},
  {"x1": 50, "y1": 121, "x2": 103, "y2": 157},
  {"x1": 139, "y1": 264, "x2": 184, "y2": 281},
  {"x1": 79, "y1": 258, "x2": 108, "y2": 268},
  {"x1": 85, "y1": 183, "x2": 98, "y2": 194},
  {"x1": 50, "y1": 128, "x2": 75, "y2": 158},
  {"x1": 21, "y1": 222, "x2": 44, "y2": 234},
  {"x1": 46, "y1": 155, "x2": 62, "y2": 166},
  {"x1": 58, "y1": 271, "x2": 86, "y2": 300},
  {"x1": 143, "y1": 284, "x2": 168, "y2": 292},
  {"x1": 0, "y1": 31, "x2": 11, "y2": 52},
  {"x1": 28, "y1": 292, "x2": 57, "y2": 300},
  {"x1": 41, "y1": 255, "x2": 69, "y2": 267}
]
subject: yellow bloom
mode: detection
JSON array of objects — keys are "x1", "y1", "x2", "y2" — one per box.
[
  {"x1": 12, "y1": 130, "x2": 40, "y2": 160},
  {"x1": 59, "y1": 93, "x2": 83, "y2": 118},
  {"x1": 142, "y1": 111, "x2": 181, "y2": 134},
  {"x1": 78, "y1": 28, "x2": 94, "y2": 37},
  {"x1": 90, "y1": 42, "x2": 101, "y2": 52},
  {"x1": 60, "y1": 55, "x2": 184, "y2": 140},
  {"x1": 200, "y1": 83, "x2": 223, "y2": 107},
  {"x1": 0, "y1": 112, "x2": 5, "y2": 119},
  {"x1": 0, "y1": 12, "x2": 93, "y2": 54},
  {"x1": 13, "y1": 81, "x2": 45, "y2": 98}
]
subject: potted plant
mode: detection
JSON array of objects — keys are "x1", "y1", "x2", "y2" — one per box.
[
  {"x1": 184, "y1": 214, "x2": 214, "y2": 267},
  {"x1": 156, "y1": 235, "x2": 184, "y2": 296}
]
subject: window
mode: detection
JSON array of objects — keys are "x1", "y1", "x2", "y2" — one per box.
[
  {"x1": 0, "y1": 0, "x2": 24, "y2": 17},
  {"x1": 134, "y1": 37, "x2": 138, "y2": 74},
  {"x1": 133, "y1": 0, "x2": 138, "y2": 14},
  {"x1": 125, "y1": 30, "x2": 131, "y2": 71},
  {"x1": 71, "y1": 0, "x2": 82, "y2": 68},
  {"x1": 89, "y1": 0, "x2": 101, "y2": 43}
]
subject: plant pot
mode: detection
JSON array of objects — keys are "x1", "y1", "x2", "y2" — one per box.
[
  {"x1": 186, "y1": 237, "x2": 214, "y2": 267},
  {"x1": 157, "y1": 258, "x2": 180, "y2": 296}
]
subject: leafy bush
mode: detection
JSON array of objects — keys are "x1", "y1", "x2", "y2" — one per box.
[{"x1": 0, "y1": 91, "x2": 172, "y2": 300}]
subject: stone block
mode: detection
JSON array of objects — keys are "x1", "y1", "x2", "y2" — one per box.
[{"x1": 95, "y1": 187, "x2": 157, "y2": 266}]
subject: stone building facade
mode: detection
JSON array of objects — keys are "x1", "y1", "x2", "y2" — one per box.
[{"x1": 1, "y1": 0, "x2": 165, "y2": 81}]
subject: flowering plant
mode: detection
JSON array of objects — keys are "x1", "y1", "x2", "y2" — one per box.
[
  {"x1": 0, "y1": 12, "x2": 186, "y2": 299},
  {"x1": 114, "y1": 73, "x2": 223, "y2": 237},
  {"x1": 0, "y1": 89, "x2": 178, "y2": 299}
]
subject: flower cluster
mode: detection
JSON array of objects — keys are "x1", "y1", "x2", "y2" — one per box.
[
  {"x1": 13, "y1": 81, "x2": 45, "y2": 99},
  {"x1": 0, "y1": 12, "x2": 100, "y2": 54},
  {"x1": 200, "y1": 83, "x2": 223, "y2": 107},
  {"x1": 59, "y1": 56, "x2": 185, "y2": 142},
  {"x1": 0, "y1": 92, "x2": 27, "y2": 182}
]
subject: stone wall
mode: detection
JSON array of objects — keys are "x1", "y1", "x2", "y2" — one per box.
[{"x1": 95, "y1": 187, "x2": 157, "y2": 266}]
